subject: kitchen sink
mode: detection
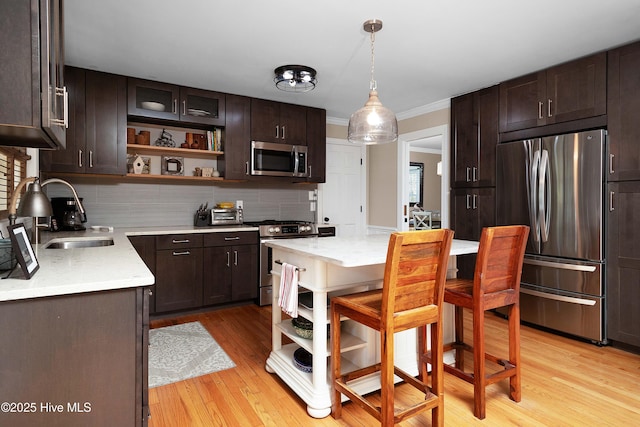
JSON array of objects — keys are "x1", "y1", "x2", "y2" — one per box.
[{"x1": 44, "y1": 237, "x2": 114, "y2": 249}]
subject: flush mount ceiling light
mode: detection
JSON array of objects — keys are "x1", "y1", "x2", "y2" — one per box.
[
  {"x1": 348, "y1": 19, "x2": 398, "y2": 145},
  {"x1": 274, "y1": 65, "x2": 317, "y2": 93}
]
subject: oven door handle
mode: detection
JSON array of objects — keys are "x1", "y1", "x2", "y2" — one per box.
[{"x1": 520, "y1": 288, "x2": 596, "y2": 306}]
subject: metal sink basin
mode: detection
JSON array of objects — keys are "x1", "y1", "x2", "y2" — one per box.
[{"x1": 44, "y1": 237, "x2": 114, "y2": 249}]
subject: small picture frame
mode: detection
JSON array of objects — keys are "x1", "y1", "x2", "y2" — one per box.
[
  {"x1": 8, "y1": 223, "x2": 39, "y2": 279},
  {"x1": 161, "y1": 156, "x2": 184, "y2": 176}
]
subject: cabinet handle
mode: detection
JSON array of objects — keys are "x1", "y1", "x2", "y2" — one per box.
[
  {"x1": 89, "y1": 151, "x2": 93, "y2": 168},
  {"x1": 224, "y1": 236, "x2": 240, "y2": 241},
  {"x1": 172, "y1": 239, "x2": 190, "y2": 244},
  {"x1": 172, "y1": 251, "x2": 190, "y2": 256},
  {"x1": 51, "y1": 87, "x2": 69, "y2": 128},
  {"x1": 472, "y1": 194, "x2": 478, "y2": 210},
  {"x1": 466, "y1": 167, "x2": 471, "y2": 182},
  {"x1": 182, "y1": 100, "x2": 187, "y2": 116},
  {"x1": 234, "y1": 250, "x2": 238, "y2": 266},
  {"x1": 547, "y1": 99, "x2": 553, "y2": 117},
  {"x1": 609, "y1": 154, "x2": 615, "y2": 174},
  {"x1": 172, "y1": 99, "x2": 177, "y2": 114},
  {"x1": 78, "y1": 150, "x2": 83, "y2": 168},
  {"x1": 538, "y1": 101, "x2": 544, "y2": 120},
  {"x1": 610, "y1": 191, "x2": 615, "y2": 212},
  {"x1": 275, "y1": 125, "x2": 279, "y2": 139},
  {"x1": 472, "y1": 167, "x2": 478, "y2": 182},
  {"x1": 308, "y1": 165, "x2": 312, "y2": 178},
  {"x1": 226, "y1": 251, "x2": 230, "y2": 267},
  {"x1": 282, "y1": 125, "x2": 286, "y2": 140},
  {"x1": 466, "y1": 194, "x2": 471, "y2": 209},
  {"x1": 245, "y1": 161, "x2": 250, "y2": 175}
]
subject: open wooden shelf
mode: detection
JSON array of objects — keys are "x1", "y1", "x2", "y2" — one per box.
[
  {"x1": 125, "y1": 173, "x2": 225, "y2": 182},
  {"x1": 126, "y1": 144, "x2": 223, "y2": 159}
]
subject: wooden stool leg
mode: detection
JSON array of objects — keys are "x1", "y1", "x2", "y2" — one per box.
[
  {"x1": 418, "y1": 325, "x2": 427, "y2": 382},
  {"x1": 431, "y1": 321, "x2": 444, "y2": 427},
  {"x1": 381, "y1": 328, "x2": 394, "y2": 426},
  {"x1": 331, "y1": 307, "x2": 342, "y2": 419},
  {"x1": 473, "y1": 307, "x2": 486, "y2": 420},
  {"x1": 454, "y1": 305, "x2": 465, "y2": 369},
  {"x1": 509, "y1": 303, "x2": 522, "y2": 402}
]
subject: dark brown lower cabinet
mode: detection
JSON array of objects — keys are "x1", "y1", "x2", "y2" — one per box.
[
  {"x1": 155, "y1": 246, "x2": 204, "y2": 313},
  {"x1": 0, "y1": 288, "x2": 149, "y2": 427},
  {"x1": 203, "y1": 232, "x2": 259, "y2": 305},
  {"x1": 146, "y1": 232, "x2": 258, "y2": 314},
  {"x1": 607, "y1": 181, "x2": 640, "y2": 348}
]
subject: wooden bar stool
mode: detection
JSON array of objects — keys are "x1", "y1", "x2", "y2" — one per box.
[
  {"x1": 425, "y1": 225, "x2": 529, "y2": 419},
  {"x1": 331, "y1": 229, "x2": 454, "y2": 426}
]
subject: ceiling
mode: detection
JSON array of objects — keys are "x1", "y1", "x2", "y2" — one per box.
[{"x1": 64, "y1": 0, "x2": 640, "y2": 124}]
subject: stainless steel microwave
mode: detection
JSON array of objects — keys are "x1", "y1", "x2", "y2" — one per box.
[{"x1": 250, "y1": 141, "x2": 308, "y2": 177}]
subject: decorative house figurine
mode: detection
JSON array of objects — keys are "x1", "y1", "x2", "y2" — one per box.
[{"x1": 133, "y1": 155, "x2": 145, "y2": 174}]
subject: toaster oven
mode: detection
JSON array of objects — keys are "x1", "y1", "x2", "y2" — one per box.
[{"x1": 210, "y1": 208, "x2": 243, "y2": 225}]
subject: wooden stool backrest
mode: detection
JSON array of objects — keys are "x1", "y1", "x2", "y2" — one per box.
[
  {"x1": 473, "y1": 225, "x2": 529, "y2": 301},
  {"x1": 381, "y1": 229, "x2": 454, "y2": 325}
]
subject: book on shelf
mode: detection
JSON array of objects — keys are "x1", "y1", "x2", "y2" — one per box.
[{"x1": 206, "y1": 129, "x2": 223, "y2": 152}]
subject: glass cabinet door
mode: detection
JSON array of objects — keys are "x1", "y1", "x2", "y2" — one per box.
[
  {"x1": 180, "y1": 87, "x2": 226, "y2": 127},
  {"x1": 127, "y1": 79, "x2": 180, "y2": 121}
]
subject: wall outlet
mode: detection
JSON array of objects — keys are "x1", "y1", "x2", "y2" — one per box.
[
  {"x1": 310, "y1": 201, "x2": 316, "y2": 212},
  {"x1": 236, "y1": 200, "x2": 243, "y2": 210},
  {"x1": 308, "y1": 190, "x2": 315, "y2": 201}
]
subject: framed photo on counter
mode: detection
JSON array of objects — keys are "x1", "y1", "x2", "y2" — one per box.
[{"x1": 8, "y1": 223, "x2": 39, "y2": 279}]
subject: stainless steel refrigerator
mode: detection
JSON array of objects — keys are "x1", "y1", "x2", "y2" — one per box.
[{"x1": 496, "y1": 129, "x2": 606, "y2": 344}]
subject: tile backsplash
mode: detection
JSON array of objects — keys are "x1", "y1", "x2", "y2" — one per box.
[{"x1": 43, "y1": 177, "x2": 317, "y2": 228}]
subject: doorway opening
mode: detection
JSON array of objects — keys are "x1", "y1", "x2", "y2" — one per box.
[{"x1": 397, "y1": 125, "x2": 449, "y2": 231}]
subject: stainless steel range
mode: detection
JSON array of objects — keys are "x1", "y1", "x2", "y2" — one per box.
[{"x1": 244, "y1": 220, "x2": 321, "y2": 306}]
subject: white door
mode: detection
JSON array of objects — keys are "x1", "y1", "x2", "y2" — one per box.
[{"x1": 318, "y1": 139, "x2": 365, "y2": 237}]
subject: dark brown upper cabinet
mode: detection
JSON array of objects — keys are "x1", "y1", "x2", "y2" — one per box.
[
  {"x1": 41, "y1": 67, "x2": 128, "y2": 175},
  {"x1": 0, "y1": 0, "x2": 66, "y2": 149},
  {"x1": 128, "y1": 78, "x2": 225, "y2": 127},
  {"x1": 608, "y1": 40, "x2": 640, "y2": 182},
  {"x1": 251, "y1": 99, "x2": 307, "y2": 144},
  {"x1": 306, "y1": 106, "x2": 327, "y2": 183},
  {"x1": 220, "y1": 94, "x2": 253, "y2": 180},
  {"x1": 499, "y1": 52, "x2": 606, "y2": 133},
  {"x1": 451, "y1": 86, "x2": 499, "y2": 188}
]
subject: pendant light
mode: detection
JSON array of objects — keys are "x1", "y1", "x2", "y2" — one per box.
[{"x1": 348, "y1": 19, "x2": 398, "y2": 145}]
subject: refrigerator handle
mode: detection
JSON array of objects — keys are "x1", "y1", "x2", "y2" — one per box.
[
  {"x1": 530, "y1": 150, "x2": 541, "y2": 245},
  {"x1": 539, "y1": 149, "x2": 550, "y2": 242}
]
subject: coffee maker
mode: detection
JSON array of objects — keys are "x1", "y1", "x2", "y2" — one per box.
[{"x1": 51, "y1": 197, "x2": 86, "y2": 231}]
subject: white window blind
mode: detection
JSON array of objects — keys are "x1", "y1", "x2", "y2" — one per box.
[{"x1": 0, "y1": 148, "x2": 30, "y2": 218}]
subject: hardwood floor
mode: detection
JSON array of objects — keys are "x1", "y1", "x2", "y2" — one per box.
[{"x1": 148, "y1": 304, "x2": 640, "y2": 426}]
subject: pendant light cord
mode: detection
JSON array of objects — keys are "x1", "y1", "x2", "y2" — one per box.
[{"x1": 369, "y1": 23, "x2": 377, "y2": 91}]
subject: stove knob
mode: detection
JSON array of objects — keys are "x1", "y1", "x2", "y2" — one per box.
[
  {"x1": 274, "y1": 227, "x2": 281, "y2": 233},
  {"x1": 268, "y1": 227, "x2": 275, "y2": 233},
  {"x1": 302, "y1": 226, "x2": 310, "y2": 232}
]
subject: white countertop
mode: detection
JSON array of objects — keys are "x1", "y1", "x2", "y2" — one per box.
[
  {"x1": 266, "y1": 234, "x2": 479, "y2": 267},
  {"x1": 0, "y1": 224, "x2": 259, "y2": 302}
]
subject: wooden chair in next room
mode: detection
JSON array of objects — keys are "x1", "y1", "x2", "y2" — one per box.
[
  {"x1": 424, "y1": 225, "x2": 529, "y2": 419},
  {"x1": 330, "y1": 229, "x2": 454, "y2": 426}
]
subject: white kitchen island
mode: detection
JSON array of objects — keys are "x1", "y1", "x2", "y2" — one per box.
[{"x1": 265, "y1": 234, "x2": 479, "y2": 418}]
